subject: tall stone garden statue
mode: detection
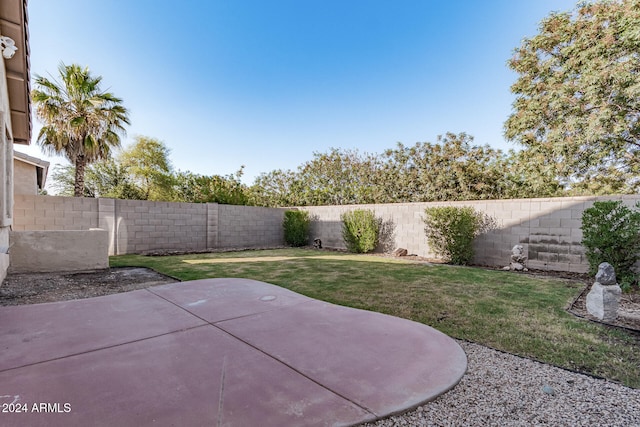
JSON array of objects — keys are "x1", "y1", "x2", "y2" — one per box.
[{"x1": 586, "y1": 262, "x2": 621, "y2": 322}]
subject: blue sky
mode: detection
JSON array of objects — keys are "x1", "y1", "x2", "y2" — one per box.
[{"x1": 19, "y1": 0, "x2": 578, "y2": 186}]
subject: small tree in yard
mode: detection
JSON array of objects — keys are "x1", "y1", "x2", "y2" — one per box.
[
  {"x1": 423, "y1": 206, "x2": 492, "y2": 265},
  {"x1": 581, "y1": 201, "x2": 640, "y2": 289},
  {"x1": 283, "y1": 210, "x2": 311, "y2": 247},
  {"x1": 341, "y1": 209, "x2": 380, "y2": 253}
]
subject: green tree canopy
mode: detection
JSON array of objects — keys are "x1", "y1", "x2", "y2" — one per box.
[
  {"x1": 249, "y1": 149, "x2": 381, "y2": 207},
  {"x1": 49, "y1": 136, "x2": 251, "y2": 205},
  {"x1": 378, "y1": 133, "x2": 522, "y2": 203},
  {"x1": 249, "y1": 169, "x2": 305, "y2": 207},
  {"x1": 32, "y1": 63, "x2": 130, "y2": 197},
  {"x1": 174, "y1": 169, "x2": 249, "y2": 205},
  {"x1": 505, "y1": 0, "x2": 640, "y2": 193},
  {"x1": 296, "y1": 148, "x2": 381, "y2": 206},
  {"x1": 49, "y1": 161, "x2": 144, "y2": 199},
  {"x1": 249, "y1": 133, "x2": 561, "y2": 206},
  {"x1": 119, "y1": 136, "x2": 175, "y2": 201}
]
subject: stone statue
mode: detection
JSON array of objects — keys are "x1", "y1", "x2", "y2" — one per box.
[{"x1": 586, "y1": 262, "x2": 621, "y2": 322}]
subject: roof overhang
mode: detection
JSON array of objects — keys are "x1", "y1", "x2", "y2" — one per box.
[{"x1": 0, "y1": 0, "x2": 30, "y2": 145}]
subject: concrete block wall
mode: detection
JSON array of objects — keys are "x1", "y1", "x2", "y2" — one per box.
[
  {"x1": 301, "y1": 195, "x2": 640, "y2": 273},
  {"x1": 112, "y1": 199, "x2": 208, "y2": 254},
  {"x1": 13, "y1": 195, "x2": 285, "y2": 255},
  {"x1": 11, "y1": 194, "x2": 640, "y2": 273},
  {"x1": 218, "y1": 205, "x2": 286, "y2": 248},
  {"x1": 470, "y1": 198, "x2": 585, "y2": 272},
  {"x1": 207, "y1": 203, "x2": 219, "y2": 249}
]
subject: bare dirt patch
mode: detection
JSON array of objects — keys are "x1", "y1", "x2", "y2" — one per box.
[{"x1": 0, "y1": 268, "x2": 179, "y2": 306}]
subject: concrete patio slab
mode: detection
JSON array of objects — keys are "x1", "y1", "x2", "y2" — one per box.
[
  {"x1": 0, "y1": 290, "x2": 205, "y2": 371},
  {"x1": 148, "y1": 278, "x2": 312, "y2": 322},
  {"x1": 0, "y1": 326, "x2": 373, "y2": 427},
  {"x1": 0, "y1": 278, "x2": 467, "y2": 426},
  {"x1": 217, "y1": 299, "x2": 466, "y2": 418}
]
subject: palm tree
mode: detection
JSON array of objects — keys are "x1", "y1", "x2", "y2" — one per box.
[{"x1": 32, "y1": 63, "x2": 130, "y2": 197}]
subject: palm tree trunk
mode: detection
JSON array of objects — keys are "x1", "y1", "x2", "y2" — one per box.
[{"x1": 74, "y1": 155, "x2": 86, "y2": 197}]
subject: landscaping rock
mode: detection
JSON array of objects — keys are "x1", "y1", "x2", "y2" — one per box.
[
  {"x1": 393, "y1": 248, "x2": 408, "y2": 257},
  {"x1": 595, "y1": 262, "x2": 616, "y2": 285},
  {"x1": 503, "y1": 244, "x2": 528, "y2": 271},
  {"x1": 511, "y1": 262, "x2": 524, "y2": 271},
  {"x1": 542, "y1": 385, "x2": 555, "y2": 396},
  {"x1": 586, "y1": 282, "x2": 621, "y2": 322}
]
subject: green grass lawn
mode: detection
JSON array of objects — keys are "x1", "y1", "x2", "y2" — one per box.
[{"x1": 111, "y1": 248, "x2": 640, "y2": 388}]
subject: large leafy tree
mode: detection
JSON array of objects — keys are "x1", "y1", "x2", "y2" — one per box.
[
  {"x1": 505, "y1": 0, "x2": 640, "y2": 193},
  {"x1": 378, "y1": 133, "x2": 515, "y2": 203},
  {"x1": 174, "y1": 169, "x2": 249, "y2": 205},
  {"x1": 249, "y1": 149, "x2": 382, "y2": 207},
  {"x1": 49, "y1": 135, "x2": 251, "y2": 204},
  {"x1": 249, "y1": 169, "x2": 305, "y2": 207},
  {"x1": 119, "y1": 136, "x2": 175, "y2": 201},
  {"x1": 375, "y1": 133, "x2": 563, "y2": 202},
  {"x1": 296, "y1": 148, "x2": 381, "y2": 206},
  {"x1": 32, "y1": 63, "x2": 130, "y2": 197},
  {"x1": 248, "y1": 133, "x2": 562, "y2": 206},
  {"x1": 52, "y1": 136, "x2": 177, "y2": 201},
  {"x1": 49, "y1": 161, "x2": 145, "y2": 199}
]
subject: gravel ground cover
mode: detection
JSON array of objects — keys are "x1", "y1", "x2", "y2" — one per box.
[{"x1": 364, "y1": 340, "x2": 640, "y2": 426}]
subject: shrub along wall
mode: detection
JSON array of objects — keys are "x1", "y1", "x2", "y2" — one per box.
[
  {"x1": 13, "y1": 194, "x2": 640, "y2": 273},
  {"x1": 300, "y1": 195, "x2": 640, "y2": 273}
]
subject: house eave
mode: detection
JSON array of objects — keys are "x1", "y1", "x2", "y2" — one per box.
[{"x1": 0, "y1": 0, "x2": 31, "y2": 145}]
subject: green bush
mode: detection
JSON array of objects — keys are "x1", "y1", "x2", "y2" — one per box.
[
  {"x1": 581, "y1": 201, "x2": 640, "y2": 288},
  {"x1": 283, "y1": 210, "x2": 311, "y2": 247},
  {"x1": 341, "y1": 209, "x2": 380, "y2": 253},
  {"x1": 423, "y1": 206, "x2": 491, "y2": 265}
]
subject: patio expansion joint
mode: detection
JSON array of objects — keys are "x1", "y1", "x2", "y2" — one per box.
[
  {"x1": 143, "y1": 289, "x2": 380, "y2": 418},
  {"x1": 144, "y1": 286, "x2": 316, "y2": 325},
  {"x1": 214, "y1": 319, "x2": 379, "y2": 418},
  {"x1": 0, "y1": 324, "x2": 208, "y2": 374}
]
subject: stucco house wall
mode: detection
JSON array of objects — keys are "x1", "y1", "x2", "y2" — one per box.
[
  {"x1": 13, "y1": 151, "x2": 48, "y2": 195},
  {"x1": 0, "y1": 0, "x2": 30, "y2": 283},
  {"x1": 9, "y1": 229, "x2": 109, "y2": 273},
  {"x1": 0, "y1": 52, "x2": 14, "y2": 281},
  {"x1": 13, "y1": 157, "x2": 33, "y2": 194}
]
